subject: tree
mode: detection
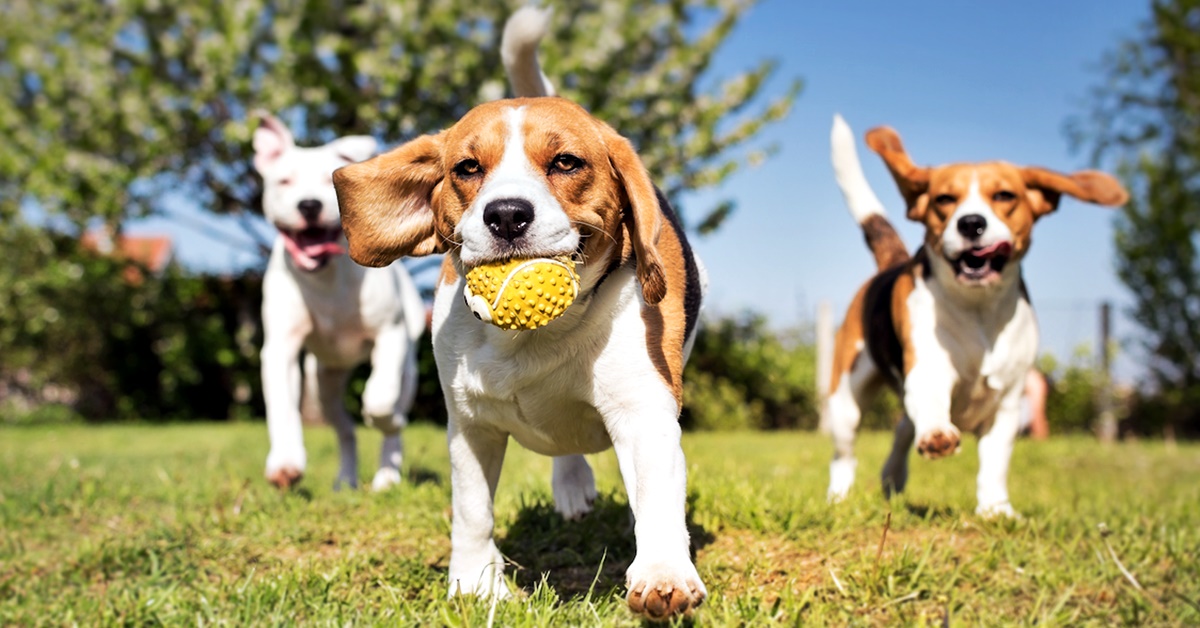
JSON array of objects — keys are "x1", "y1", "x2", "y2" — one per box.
[
  {"x1": 0, "y1": 0, "x2": 799, "y2": 420},
  {"x1": 1073, "y1": 0, "x2": 1200, "y2": 432},
  {"x1": 0, "y1": 0, "x2": 798, "y2": 244}
]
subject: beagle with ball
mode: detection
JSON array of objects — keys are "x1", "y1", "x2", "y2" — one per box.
[
  {"x1": 825, "y1": 115, "x2": 1127, "y2": 517},
  {"x1": 332, "y1": 8, "x2": 707, "y2": 620}
]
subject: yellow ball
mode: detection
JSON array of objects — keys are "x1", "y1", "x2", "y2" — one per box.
[{"x1": 463, "y1": 256, "x2": 580, "y2": 331}]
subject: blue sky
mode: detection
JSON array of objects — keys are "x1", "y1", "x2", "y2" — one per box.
[
  {"x1": 680, "y1": 0, "x2": 1150, "y2": 380},
  {"x1": 130, "y1": 0, "x2": 1150, "y2": 379}
]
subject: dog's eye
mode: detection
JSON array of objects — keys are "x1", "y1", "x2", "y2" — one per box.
[
  {"x1": 933, "y1": 194, "x2": 957, "y2": 207},
  {"x1": 551, "y1": 154, "x2": 583, "y2": 173},
  {"x1": 453, "y1": 159, "x2": 482, "y2": 177},
  {"x1": 278, "y1": 178, "x2": 293, "y2": 186},
  {"x1": 992, "y1": 190, "x2": 1016, "y2": 203}
]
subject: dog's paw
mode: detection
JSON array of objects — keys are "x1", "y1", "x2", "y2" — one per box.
[
  {"x1": 448, "y1": 546, "x2": 511, "y2": 600},
  {"x1": 371, "y1": 467, "x2": 402, "y2": 492},
  {"x1": 265, "y1": 450, "x2": 306, "y2": 489},
  {"x1": 625, "y1": 557, "x2": 706, "y2": 621},
  {"x1": 552, "y1": 456, "x2": 597, "y2": 521},
  {"x1": 976, "y1": 501, "x2": 1020, "y2": 519},
  {"x1": 916, "y1": 425, "x2": 961, "y2": 459},
  {"x1": 267, "y1": 466, "x2": 304, "y2": 489},
  {"x1": 827, "y1": 458, "x2": 857, "y2": 503}
]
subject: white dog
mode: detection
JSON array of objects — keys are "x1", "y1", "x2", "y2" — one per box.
[
  {"x1": 253, "y1": 113, "x2": 425, "y2": 492},
  {"x1": 330, "y1": 8, "x2": 708, "y2": 620}
]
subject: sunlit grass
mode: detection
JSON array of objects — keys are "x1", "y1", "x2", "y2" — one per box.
[{"x1": 1, "y1": 422, "x2": 1197, "y2": 625}]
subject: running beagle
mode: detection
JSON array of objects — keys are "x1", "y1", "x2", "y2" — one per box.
[
  {"x1": 825, "y1": 115, "x2": 1127, "y2": 517},
  {"x1": 331, "y1": 9, "x2": 707, "y2": 620}
]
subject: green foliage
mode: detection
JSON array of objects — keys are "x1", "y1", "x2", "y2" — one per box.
[
  {"x1": 683, "y1": 313, "x2": 818, "y2": 430},
  {"x1": 1073, "y1": 0, "x2": 1200, "y2": 433},
  {"x1": 0, "y1": 222, "x2": 263, "y2": 422},
  {"x1": 1037, "y1": 348, "x2": 1101, "y2": 434},
  {"x1": 2, "y1": 423, "x2": 1198, "y2": 624},
  {"x1": 0, "y1": 0, "x2": 798, "y2": 421},
  {"x1": 0, "y1": 0, "x2": 798, "y2": 235}
]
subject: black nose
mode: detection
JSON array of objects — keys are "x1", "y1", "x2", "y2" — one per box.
[
  {"x1": 483, "y1": 198, "x2": 534, "y2": 242},
  {"x1": 297, "y1": 199, "x2": 323, "y2": 223},
  {"x1": 957, "y1": 214, "x2": 987, "y2": 238}
]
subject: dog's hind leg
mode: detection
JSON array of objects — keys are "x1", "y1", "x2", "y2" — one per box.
[
  {"x1": 827, "y1": 350, "x2": 877, "y2": 502},
  {"x1": 552, "y1": 455, "x2": 597, "y2": 520},
  {"x1": 313, "y1": 363, "x2": 357, "y2": 490},
  {"x1": 881, "y1": 414, "x2": 915, "y2": 498}
]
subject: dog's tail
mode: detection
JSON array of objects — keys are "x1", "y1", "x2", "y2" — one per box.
[
  {"x1": 502, "y1": 6, "x2": 556, "y2": 98},
  {"x1": 831, "y1": 114, "x2": 909, "y2": 271}
]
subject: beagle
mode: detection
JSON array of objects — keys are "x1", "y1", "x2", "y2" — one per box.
[
  {"x1": 331, "y1": 10, "x2": 708, "y2": 620},
  {"x1": 825, "y1": 115, "x2": 1127, "y2": 517}
]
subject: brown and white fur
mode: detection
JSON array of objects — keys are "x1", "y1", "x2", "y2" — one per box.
[
  {"x1": 330, "y1": 8, "x2": 708, "y2": 620},
  {"x1": 825, "y1": 115, "x2": 1127, "y2": 517}
]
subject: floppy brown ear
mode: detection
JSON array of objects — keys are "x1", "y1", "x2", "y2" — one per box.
[
  {"x1": 333, "y1": 133, "x2": 447, "y2": 267},
  {"x1": 865, "y1": 126, "x2": 931, "y2": 221},
  {"x1": 602, "y1": 127, "x2": 667, "y2": 304},
  {"x1": 1020, "y1": 167, "x2": 1129, "y2": 218}
]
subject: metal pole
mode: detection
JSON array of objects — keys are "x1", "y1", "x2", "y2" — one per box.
[{"x1": 1096, "y1": 301, "x2": 1117, "y2": 442}]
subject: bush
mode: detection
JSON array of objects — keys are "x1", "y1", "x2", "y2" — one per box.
[
  {"x1": 1037, "y1": 347, "x2": 1102, "y2": 434},
  {"x1": 682, "y1": 313, "x2": 818, "y2": 431},
  {"x1": 0, "y1": 224, "x2": 263, "y2": 421}
]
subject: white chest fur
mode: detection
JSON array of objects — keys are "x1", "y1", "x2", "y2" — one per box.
[
  {"x1": 432, "y1": 266, "x2": 662, "y2": 456},
  {"x1": 905, "y1": 271, "x2": 1039, "y2": 433}
]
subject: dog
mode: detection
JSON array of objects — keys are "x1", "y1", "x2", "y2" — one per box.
[
  {"x1": 824, "y1": 115, "x2": 1127, "y2": 516},
  {"x1": 329, "y1": 8, "x2": 708, "y2": 619},
  {"x1": 253, "y1": 112, "x2": 425, "y2": 492}
]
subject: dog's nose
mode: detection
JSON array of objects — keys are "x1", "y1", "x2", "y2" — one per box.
[
  {"x1": 483, "y1": 198, "x2": 534, "y2": 242},
  {"x1": 297, "y1": 199, "x2": 323, "y2": 223},
  {"x1": 956, "y1": 214, "x2": 987, "y2": 239}
]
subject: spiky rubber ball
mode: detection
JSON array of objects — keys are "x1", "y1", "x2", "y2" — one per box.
[{"x1": 463, "y1": 256, "x2": 580, "y2": 331}]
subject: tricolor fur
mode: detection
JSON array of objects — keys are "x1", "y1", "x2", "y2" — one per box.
[
  {"x1": 331, "y1": 12, "x2": 707, "y2": 621},
  {"x1": 826, "y1": 115, "x2": 1127, "y2": 517}
]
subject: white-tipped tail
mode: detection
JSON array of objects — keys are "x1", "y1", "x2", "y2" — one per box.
[
  {"x1": 501, "y1": 6, "x2": 556, "y2": 98},
  {"x1": 831, "y1": 114, "x2": 886, "y2": 224}
]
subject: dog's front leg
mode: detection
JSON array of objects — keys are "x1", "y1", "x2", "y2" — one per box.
[
  {"x1": 903, "y1": 363, "x2": 962, "y2": 459},
  {"x1": 447, "y1": 421, "x2": 510, "y2": 599},
  {"x1": 611, "y1": 408, "x2": 706, "y2": 619},
  {"x1": 261, "y1": 332, "x2": 308, "y2": 488},
  {"x1": 362, "y1": 326, "x2": 411, "y2": 491},
  {"x1": 975, "y1": 386, "x2": 1023, "y2": 518}
]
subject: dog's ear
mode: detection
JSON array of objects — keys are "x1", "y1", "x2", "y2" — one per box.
[
  {"x1": 601, "y1": 126, "x2": 667, "y2": 305},
  {"x1": 330, "y1": 135, "x2": 378, "y2": 164},
  {"x1": 253, "y1": 112, "x2": 295, "y2": 174},
  {"x1": 865, "y1": 126, "x2": 931, "y2": 221},
  {"x1": 333, "y1": 132, "x2": 447, "y2": 266},
  {"x1": 1020, "y1": 167, "x2": 1129, "y2": 218}
]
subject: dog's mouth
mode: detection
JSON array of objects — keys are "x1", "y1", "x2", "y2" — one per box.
[
  {"x1": 279, "y1": 226, "x2": 345, "y2": 271},
  {"x1": 950, "y1": 241, "x2": 1011, "y2": 284}
]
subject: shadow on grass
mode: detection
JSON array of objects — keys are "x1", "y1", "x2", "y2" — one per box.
[
  {"x1": 902, "y1": 502, "x2": 958, "y2": 521},
  {"x1": 499, "y1": 492, "x2": 714, "y2": 600},
  {"x1": 406, "y1": 465, "x2": 443, "y2": 486}
]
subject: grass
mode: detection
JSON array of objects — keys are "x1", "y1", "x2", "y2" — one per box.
[{"x1": 1, "y1": 422, "x2": 1198, "y2": 626}]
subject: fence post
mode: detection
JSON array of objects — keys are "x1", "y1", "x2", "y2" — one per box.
[
  {"x1": 816, "y1": 300, "x2": 834, "y2": 433},
  {"x1": 1095, "y1": 301, "x2": 1117, "y2": 443}
]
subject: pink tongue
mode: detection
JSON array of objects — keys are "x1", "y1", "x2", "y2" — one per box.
[
  {"x1": 281, "y1": 230, "x2": 345, "y2": 270},
  {"x1": 301, "y1": 241, "x2": 345, "y2": 257},
  {"x1": 974, "y1": 241, "x2": 1012, "y2": 257}
]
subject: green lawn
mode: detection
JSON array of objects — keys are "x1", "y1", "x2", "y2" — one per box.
[{"x1": 1, "y1": 422, "x2": 1197, "y2": 626}]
